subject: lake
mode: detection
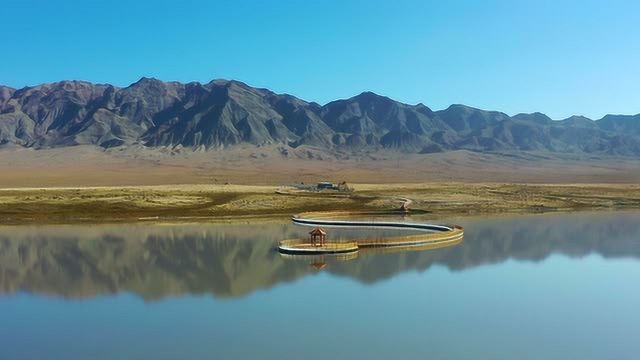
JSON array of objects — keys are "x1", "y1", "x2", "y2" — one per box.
[{"x1": 1, "y1": 211, "x2": 639, "y2": 360}]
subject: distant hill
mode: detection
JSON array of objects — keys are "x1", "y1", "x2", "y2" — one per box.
[{"x1": 1, "y1": 78, "x2": 639, "y2": 155}]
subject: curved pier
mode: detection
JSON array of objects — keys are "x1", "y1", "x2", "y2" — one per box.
[
  {"x1": 292, "y1": 216, "x2": 453, "y2": 232},
  {"x1": 278, "y1": 211, "x2": 464, "y2": 255}
]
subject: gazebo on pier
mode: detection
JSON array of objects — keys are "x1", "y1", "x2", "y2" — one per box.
[{"x1": 309, "y1": 227, "x2": 327, "y2": 247}]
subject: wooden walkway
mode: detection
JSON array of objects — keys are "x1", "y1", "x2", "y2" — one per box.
[{"x1": 278, "y1": 211, "x2": 464, "y2": 255}]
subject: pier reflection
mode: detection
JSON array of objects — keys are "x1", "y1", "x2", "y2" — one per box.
[{"x1": 0, "y1": 211, "x2": 639, "y2": 300}]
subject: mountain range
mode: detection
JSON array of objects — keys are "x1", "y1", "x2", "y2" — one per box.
[{"x1": 1, "y1": 78, "x2": 639, "y2": 155}]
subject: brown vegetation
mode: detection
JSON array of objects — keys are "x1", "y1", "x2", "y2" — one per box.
[{"x1": 1, "y1": 182, "x2": 639, "y2": 224}]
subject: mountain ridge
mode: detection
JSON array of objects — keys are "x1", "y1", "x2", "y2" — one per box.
[{"x1": 1, "y1": 78, "x2": 639, "y2": 155}]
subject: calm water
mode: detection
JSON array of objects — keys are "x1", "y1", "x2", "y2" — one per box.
[{"x1": 1, "y1": 212, "x2": 639, "y2": 360}]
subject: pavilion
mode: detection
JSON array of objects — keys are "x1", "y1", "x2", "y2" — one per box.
[{"x1": 309, "y1": 227, "x2": 327, "y2": 247}]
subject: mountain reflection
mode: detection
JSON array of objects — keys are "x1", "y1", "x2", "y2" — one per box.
[{"x1": 0, "y1": 212, "x2": 638, "y2": 300}]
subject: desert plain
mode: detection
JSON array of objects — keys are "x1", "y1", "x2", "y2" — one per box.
[{"x1": 1, "y1": 145, "x2": 639, "y2": 224}]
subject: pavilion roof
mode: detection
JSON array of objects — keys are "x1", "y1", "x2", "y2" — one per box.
[{"x1": 309, "y1": 227, "x2": 327, "y2": 235}]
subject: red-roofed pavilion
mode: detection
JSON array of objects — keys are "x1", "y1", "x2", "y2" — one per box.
[{"x1": 309, "y1": 227, "x2": 327, "y2": 246}]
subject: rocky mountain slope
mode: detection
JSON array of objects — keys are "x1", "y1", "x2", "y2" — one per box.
[{"x1": 1, "y1": 78, "x2": 639, "y2": 155}]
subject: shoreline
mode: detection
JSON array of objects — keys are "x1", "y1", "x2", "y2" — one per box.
[{"x1": 1, "y1": 182, "x2": 639, "y2": 225}]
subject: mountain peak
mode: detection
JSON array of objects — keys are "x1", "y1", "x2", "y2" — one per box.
[
  {"x1": 0, "y1": 85, "x2": 15, "y2": 98},
  {"x1": 353, "y1": 91, "x2": 390, "y2": 101},
  {"x1": 134, "y1": 76, "x2": 162, "y2": 84},
  {"x1": 445, "y1": 104, "x2": 479, "y2": 112},
  {"x1": 512, "y1": 112, "x2": 552, "y2": 125},
  {"x1": 563, "y1": 115, "x2": 593, "y2": 121},
  {"x1": 559, "y1": 115, "x2": 595, "y2": 127}
]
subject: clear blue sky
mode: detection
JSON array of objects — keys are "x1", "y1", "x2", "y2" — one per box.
[{"x1": 3, "y1": 0, "x2": 639, "y2": 119}]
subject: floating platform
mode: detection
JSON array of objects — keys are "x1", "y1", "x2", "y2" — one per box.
[{"x1": 278, "y1": 239, "x2": 358, "y2": 254}]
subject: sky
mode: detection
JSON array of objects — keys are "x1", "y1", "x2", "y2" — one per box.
[{"x1": 2, "y1": 0, "x2": 639, "y2": 119}]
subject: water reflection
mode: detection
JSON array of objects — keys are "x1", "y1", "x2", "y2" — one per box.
[{"x1": 0, "y1": 211, "x2": 638, "y2": 300}]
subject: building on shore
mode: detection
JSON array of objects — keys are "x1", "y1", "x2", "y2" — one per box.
[{"x1": 317, "y1": 181, "x2": 335, "y2": 190}]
